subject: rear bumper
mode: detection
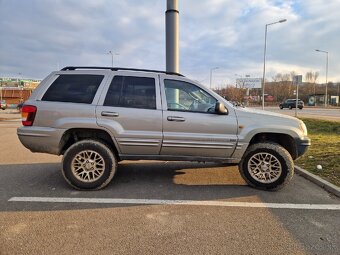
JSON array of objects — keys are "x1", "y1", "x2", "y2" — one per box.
[{"x1": 17, "y1": 126, "x2": 65, "y2": 155}]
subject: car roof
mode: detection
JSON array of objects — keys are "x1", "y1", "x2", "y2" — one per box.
[{"x1": 60, "y1": 66, "x2": 184, "y2": 77}]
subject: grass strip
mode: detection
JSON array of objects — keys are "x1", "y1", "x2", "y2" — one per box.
[{"x1": 296, "y1": 118, "x2": 340, "y2": 187}]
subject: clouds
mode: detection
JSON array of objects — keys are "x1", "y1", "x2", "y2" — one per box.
[{"x1": 0, "y1": 0, "x2": 339, "y2": 86}]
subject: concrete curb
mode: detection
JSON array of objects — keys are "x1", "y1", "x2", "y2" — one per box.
[{"x1": 295, "y1": 166, "x2": 340, "y2": 197}]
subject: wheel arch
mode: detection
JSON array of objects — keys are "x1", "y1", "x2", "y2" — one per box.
[
  {"x1": 59, "y1": 128, "x2": 120, "y2": 159},
  {"x1": 247, "y1": 132, "x2": 298, "y2": 160}
]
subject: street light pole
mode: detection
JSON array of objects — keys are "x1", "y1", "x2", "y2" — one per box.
[
  {"x1": 315, "y1": 49, "x2": 329, "y2": 107},
  {"x1": 261, "y1": 19, "x2": 287, "y2": 110},
  {"x1": 210, "y1": 67, "x2": 219, "y2": 89},
  {"x1": 337, "y1": 82, "x2": 339, "y2": 106},
  {"x1": 107, "y1": 51, "x2": 119, "y2": 67},
  {"x1": 0, "y1": 77, "x2": 2, "y2": 102}
]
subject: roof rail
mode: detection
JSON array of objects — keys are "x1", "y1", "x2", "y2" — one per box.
[{"x1": 60, "y1": 66, "x2": 184, "y2": 76}]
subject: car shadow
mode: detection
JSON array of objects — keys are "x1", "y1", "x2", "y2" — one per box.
[{"x1": 0, "y1": 160, "x2": 336, "y2": 212}]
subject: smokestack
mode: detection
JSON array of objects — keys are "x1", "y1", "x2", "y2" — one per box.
[{"x1": 166, "y1": 0, "x2": 179, "y2": 73}]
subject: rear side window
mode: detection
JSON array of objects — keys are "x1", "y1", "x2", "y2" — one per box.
[
  {"x1": 42, "y1": 74, "x2": 104, "y2": 104},
  {"x1": 104, "y1": 76, "x2": 156, "y2": 109}
]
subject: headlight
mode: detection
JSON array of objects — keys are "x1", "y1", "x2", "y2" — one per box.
[{"x1": 299, "y1": 121, "x2": 308, "y2": 136}]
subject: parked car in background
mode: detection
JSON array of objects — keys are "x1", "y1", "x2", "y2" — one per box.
[
  {"x1": 0, "y1": 100, "x2": 7, "y2": 110},
  {"x1": 279, "y1": 99, "x2": 304, "y2": 110}
]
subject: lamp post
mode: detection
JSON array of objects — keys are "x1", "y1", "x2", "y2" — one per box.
[
  {"x1": 261, "y1": 19, "x2": 287, "y2": 110},
  {"x1": 337, "y1": 83, "x2": 339, "y2": 106},
  {"x1": 315, "y1": 49, "x2": 329, "y2": 107},
  {"x1": 210, "y1": 67, "x2": 219, "y2": 89},
  {"x1": 107, "y1": 51, "x2": 119, "y2": 67}
]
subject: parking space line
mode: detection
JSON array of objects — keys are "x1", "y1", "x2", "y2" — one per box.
[{"x1": 8, "y1": 197, "x2": 340, "y2": 210}]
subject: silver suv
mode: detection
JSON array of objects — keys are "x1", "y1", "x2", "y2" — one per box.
[{"x1": 17, "y1": 67, "x2": 310, "y2": 190}]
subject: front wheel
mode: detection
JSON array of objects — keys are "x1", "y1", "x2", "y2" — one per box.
[
  {"x1": 239, "y1": 143, "x2": 294, "y2": 190},
  {"x1": 62, "y1": 140, "x2": 117, "y2": 190}
]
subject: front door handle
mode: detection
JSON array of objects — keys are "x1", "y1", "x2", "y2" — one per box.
[
  {"x1": 101, "y1": 111, "x2": 119, "y2": 117},
  {"x1": 167, "y1": 116, "x2": 185, "y2": 122}
]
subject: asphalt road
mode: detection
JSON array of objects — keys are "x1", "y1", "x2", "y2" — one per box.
[
  {"x1": 0, "y1": 119, "x2": 340, "y2": 255},
  {"x1": 252, "y1": 106, "x2": 340, "y2": 121}
]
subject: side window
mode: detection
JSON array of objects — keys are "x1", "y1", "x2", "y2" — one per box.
[
  {"x1": 164, "y1": 79, "x2": 217, "y2": 113},
  {"x1": 42, "y1": 74, "x2": 103, "y2": 104},
  {"x1": 104, "y1": 76, "x2": 156, "y2": 109}
]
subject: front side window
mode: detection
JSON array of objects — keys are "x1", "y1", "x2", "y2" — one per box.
[
  {"x1": 104, "y1": 76, "x2": 156, "y2": 109},
  {"x1": 42, "y1": 74, "x2": 103, "y2": 104},
  {"x1": 164, "y1": 79, "x2": 217, "y2": 113}
]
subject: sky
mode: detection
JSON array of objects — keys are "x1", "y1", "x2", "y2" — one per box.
[{"x1": 0, "y1": 0, "x2": 339, "y2": 88}]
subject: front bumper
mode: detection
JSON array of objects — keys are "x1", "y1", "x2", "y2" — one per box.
[{"x1": 296, "y1": 137, "x2": 311, "y2": 158}]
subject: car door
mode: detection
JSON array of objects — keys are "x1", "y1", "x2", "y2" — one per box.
[
  {"x1": 96, "y1": 72, "x2": 163, "y2": 155},
  {"x1": 159, "y1": 75, "x2": 238, "y2": 159}
]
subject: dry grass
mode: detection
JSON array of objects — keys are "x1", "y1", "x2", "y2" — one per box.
[{"x1": 296, "y1": 118, "x2": 340, "y2": 186}]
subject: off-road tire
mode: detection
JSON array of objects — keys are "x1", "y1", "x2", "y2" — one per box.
[
  {"x1": 289, "y1": 105, "x2": 292, "y2": 109},
  {"x1": 239, "y1": 142, "x2": 294, "y2": 191},
  {"x1": 62, "y1": 140, "x2": 117, "y2": 190}
]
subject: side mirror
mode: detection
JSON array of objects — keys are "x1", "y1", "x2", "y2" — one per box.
[{"x1": 215, "y1": 102, "x2": 228, "y2": 115}]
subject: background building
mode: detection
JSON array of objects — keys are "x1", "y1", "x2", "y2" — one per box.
[{"x1": 0, "y1": 77, "x2": 41, "y2": 107}]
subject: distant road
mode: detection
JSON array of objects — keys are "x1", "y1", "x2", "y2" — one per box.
[
  {"x1": 251, "y1": 106, "x2": 340, "y2": 121},
  {"x1": 1, "y1": 107, "x2": 339, "y2": 122}
]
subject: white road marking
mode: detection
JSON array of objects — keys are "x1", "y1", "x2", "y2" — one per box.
[{"x1": 8, "y1": 197, "x2": 340, "y2": 210}]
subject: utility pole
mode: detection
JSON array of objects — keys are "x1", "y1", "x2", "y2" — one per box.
[{"x1": 166, "y1": 0, "x2": 179, "y2": 73}]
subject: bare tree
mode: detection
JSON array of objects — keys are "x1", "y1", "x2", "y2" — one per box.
[
  {"x1": 305, "y1": 72, "x2": 314, "y2": 97},
  {"x1": 305, "y1": 72, "x2": 313, "y2": 83},
  {"x1": 219, "y1": 86, "x2": 245, "y2": 103},
  {"x1": 312, "y1": 72, "x2": 319, "y2": 83},
  {"x1": 307, "y1": 71, "x2": 319, "y2": 101},
  {"x1": 268, "y1": 73, "x2": 292, "y2": 102}
]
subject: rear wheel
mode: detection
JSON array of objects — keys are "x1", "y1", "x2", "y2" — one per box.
[
  {"x1": 62, "y1": 140, "x2": 117, "y2": 190},
  {"x1": 239, "y1": 143, "x2": 294, "y2": 190},
  {"x1": 279, "y1": 105, "x2": 283, "y2": 109},
  {"x1": 289, "y1": 105, "x2": 292, "y2": 110}
]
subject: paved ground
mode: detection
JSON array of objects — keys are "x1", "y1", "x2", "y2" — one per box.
[{"x1": 0, "y1": 117, "x2": 340, "y2": 255}]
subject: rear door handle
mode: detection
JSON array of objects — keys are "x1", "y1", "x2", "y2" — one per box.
[
  {"x1": 167, "y1": 116, "x2": 185, "y2": 122},
  {"x1": 101, "y1": 111, "x2": 119, "y2": 117}
]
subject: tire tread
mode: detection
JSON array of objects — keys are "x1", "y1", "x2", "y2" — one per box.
[
  {"x1": 61, "y1": 139, "x2": 116, "y2": 190},
  {"x1": 239, "y1": 142, "x2": 294, "y2": 191}
]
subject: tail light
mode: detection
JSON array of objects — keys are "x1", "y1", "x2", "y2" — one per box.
[{"x1": 22, "y1": 105, "x2": 37, "y2": 126}]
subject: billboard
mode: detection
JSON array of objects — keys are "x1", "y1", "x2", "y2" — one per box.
[
  {"x1": 236, "y1": 78, "x2": 262, "y2": 89},
  {"x1": 293, "y1": 75, "x2": 303, "y2": 85}
]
